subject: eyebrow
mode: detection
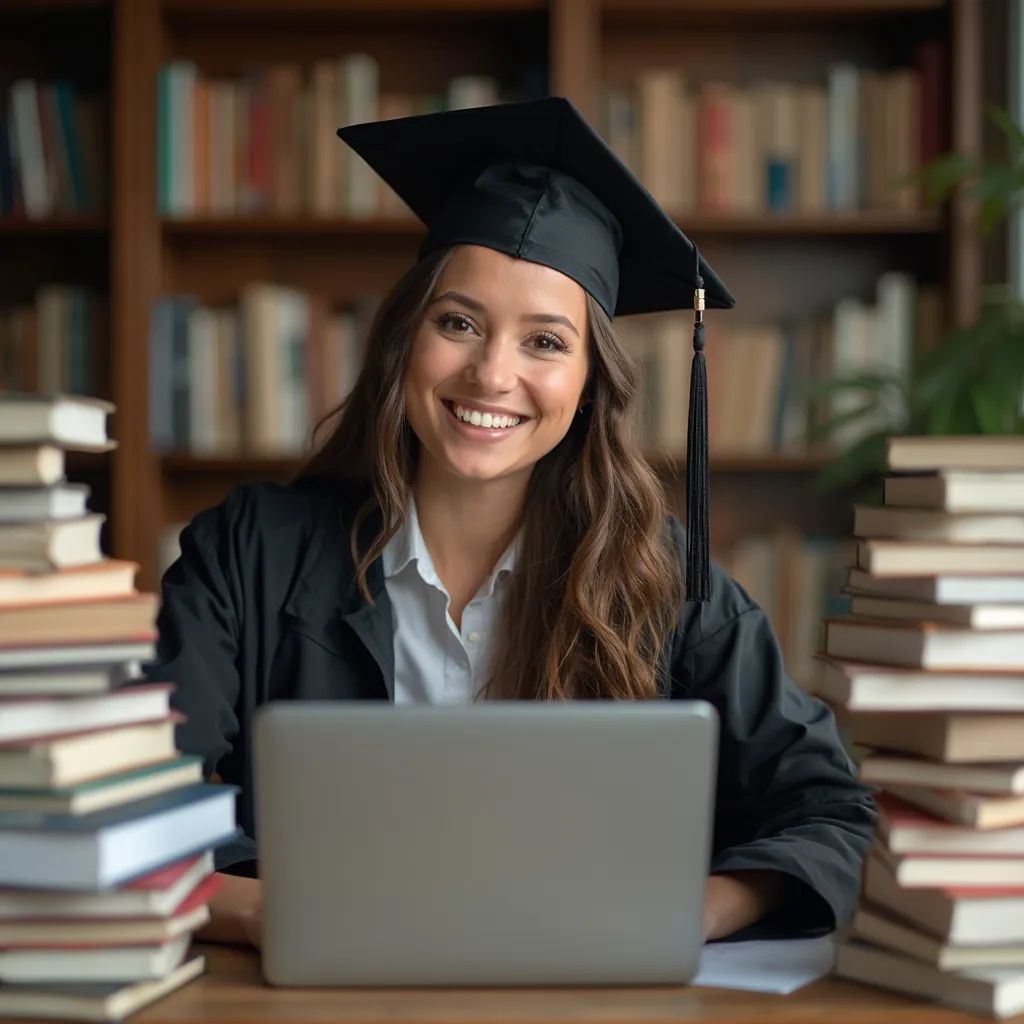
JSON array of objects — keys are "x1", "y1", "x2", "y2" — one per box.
[{"x1": 429, "y1": 289, "x2": 580, "y2": 338}]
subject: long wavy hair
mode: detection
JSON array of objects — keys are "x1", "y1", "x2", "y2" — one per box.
[{"x1": 295, "y1": 246, "x2": 682, "y2": 700}]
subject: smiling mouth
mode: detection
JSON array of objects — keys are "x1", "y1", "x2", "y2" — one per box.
[{"x1": 442, "y1": 400, "x2": 530, "y2": 431}]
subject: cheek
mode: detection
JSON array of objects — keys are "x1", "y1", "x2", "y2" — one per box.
[{"x1": 406, "y1": 332, "x2": 462, "y2": 391}]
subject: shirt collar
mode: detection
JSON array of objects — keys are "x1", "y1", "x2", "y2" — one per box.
[{"x1": 382, "y1": 496, "x2": 520, "y2": 596}]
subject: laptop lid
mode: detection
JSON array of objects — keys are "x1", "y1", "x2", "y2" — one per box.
[{"x1": 256, "y1": 701, "x2": 717, "y2": 986}]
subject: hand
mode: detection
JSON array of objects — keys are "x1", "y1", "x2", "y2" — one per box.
[
  {"x1": 702, "y1": 871, "x2": 788, "y2": 941},
  {"x1": 195, "y1": 873, "x2": 263, "y2": 949}
]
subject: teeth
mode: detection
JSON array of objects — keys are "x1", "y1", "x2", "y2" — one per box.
[{"x1": 452, "y1": 403, "x2": 521, "y2": 429}]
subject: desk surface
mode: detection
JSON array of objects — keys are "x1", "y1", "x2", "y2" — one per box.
[{"x1": 76, "y1": 944, "x2": 1012, "y2": 1024}]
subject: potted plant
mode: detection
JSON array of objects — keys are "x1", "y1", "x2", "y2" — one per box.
[{"x1": 810, "y1": 106, "x2": 1024, "y2": 497}]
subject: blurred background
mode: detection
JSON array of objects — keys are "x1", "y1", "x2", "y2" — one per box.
[{"x1": 0, "y1": 0, "x2": 1018, "y2": 689}]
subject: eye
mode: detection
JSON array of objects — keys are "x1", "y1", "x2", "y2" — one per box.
[
  {"x1": 436, "y1": 312, "x2": 477, "y2": 335},
  {"x1": 532, "y1": 331, "x2": 570, "y2": 354}
]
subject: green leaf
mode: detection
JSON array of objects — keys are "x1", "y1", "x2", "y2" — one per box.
[
  {"x1": 988, "y1": 104, "x2": 1024, "y2": 158},
  {"x1": 812, "y1": 431, "x2": 888, "y2": 494},
  {"x1": 914, "y1": 153, "x2": 978, "y2": 206}
]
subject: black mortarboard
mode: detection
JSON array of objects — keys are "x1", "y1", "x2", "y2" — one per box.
[{"x1": 338, "y1": 96, "x2": 735, "y2": 601}]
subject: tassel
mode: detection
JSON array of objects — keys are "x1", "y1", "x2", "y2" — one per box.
[{"x1": 685, "y1": 249, "x2": 711, "y2": 602}]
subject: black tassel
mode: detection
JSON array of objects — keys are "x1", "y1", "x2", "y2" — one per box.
[{"x1": 685, "y1": 253, "x2": 711, "y2": 602}]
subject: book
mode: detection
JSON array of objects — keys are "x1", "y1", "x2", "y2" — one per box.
[
  {"x1": 826, "y1": 617, "x2": 1024, "y2": 670},
  {"x1": 0, "y1": 514, "x2": 105, "y2": 573},
  {"x1": 0, "y1": 638, "x2": 155, "y2": 672},
  {"x1": 854, "y1": 504, "x2": 1024, "y2": 544},
  {"x1": 0, "y1": 483, "x2": 89, "y2": 523},
  {"x1": 874, "y1": 838, "x2": 1024, "y2": 887},
  {"x1": 884, "y1": 471, "x2": 1024, "y2": 512},
  {"x1": 0, "y1": 561, "x2": 137, "y2": 608},
  {"x1": 851, "y1": 712, "x2": 1024, "y2": 762},
  {"x1": 859, "y1": 754, "x2": 1024, "y2": 795},
  {"x1": 847, "y1": 595, "x2": 1024, "y2": 630},
  {"x1": 0, "y1": 954, "x2": 204, "y2": 1022},
  {"x1": 834, "y1": 939, "x2": 1024, "y2": 1017},
  {"x1": 0, "y1": 755, "x2": 203, "y2": 815},
  {"x1": 0, "y1": 593, "x2": 157, "y2": 647},
  {"x1": 853, "y1": 904, "x2": 1024, "y2": 970},
  {"x1": 0, "y1": 716, "x2": 179, "y2": 788},
  {"x1": 0, "y1": 933, "x2": 190, "y2": 983},
  {"x1": 0, "y1": 661, "x2": 141, "y2": 698},
  {"x1": 814, "y1": 658, "x2": 1024, "y2": 711},
  {"x1": 0, "y1": 393, "x2": 114, "y2": 450},
  {"x1": 885, "y1": 783, "x2": 1024, "y2": 830},
  {"x1": 0, "y1": 852, "x2": 213, "y2": 919},
  {"x1": 857, "y1": 539, "x2": 1024, "y2": 577},
  {"x1": 863, "y1": 854, "x2": 1024, "y2": 944},
  {"x1": 876, "y1": 792, "x2": 1024, "y2": 855},
  {"x1": 0, "y1": 783, "x2": 237, "y2": 889},
  {"x1": 0, "y1": 683, "x2": 172, "y2": 744},
  {"x1": 886, "y1": 435, "x2": 1024, "y2": 472},
  {"x1": 0, "y1": 874, "x2": 219, "y2": 947},
  {"x1": 0, "y1": 445, "x2": 65, "y2": 486},
  {"x1": 847, "y1": 567, "x2": 1024, "y2": 605}
]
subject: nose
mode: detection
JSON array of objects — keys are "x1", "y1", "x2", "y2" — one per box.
[{"x1": 467, "y1": 335, "x2": 518, "y2": 393}]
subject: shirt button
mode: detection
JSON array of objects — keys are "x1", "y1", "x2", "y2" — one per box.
[{"x1": 467, "y1": 631, "x2": 480, "y2": 644}]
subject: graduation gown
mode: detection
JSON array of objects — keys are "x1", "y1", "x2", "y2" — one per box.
[{"x1": 141, "y1": 476, "x2": 875, "y2": 939}]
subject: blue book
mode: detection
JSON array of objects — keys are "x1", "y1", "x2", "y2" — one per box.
[
  {"x1": 0, "y1": 782, "x2": 238, "y2": 891},
  {"x1": 0, "y1": 114, "x2": 12, "y2": 214},
  {"x1": 54, "y1": 81, "x2": 86, "y2": 211}
]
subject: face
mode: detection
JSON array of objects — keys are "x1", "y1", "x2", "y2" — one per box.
[{"x1": 404, "y1": 245, "x2": 590, "y2": 488}]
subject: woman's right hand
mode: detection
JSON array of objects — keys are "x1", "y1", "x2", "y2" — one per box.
[{"x1": 196, "y1": 872, "x2": 263, "y2": 949}]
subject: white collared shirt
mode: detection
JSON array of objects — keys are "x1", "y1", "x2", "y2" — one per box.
[{"x1": 381, "y1": 498, "x2": 519, "y2": 704}]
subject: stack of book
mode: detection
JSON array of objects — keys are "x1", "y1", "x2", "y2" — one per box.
[
  {"x1": 0, "y1": 393, "x2": 237, "y2": 1021},
  {"x1": 814, "y1": 435, "x2": 1024, "y2": 1018}
]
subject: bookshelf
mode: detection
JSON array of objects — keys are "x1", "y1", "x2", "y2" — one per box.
[{"x1": 4, "y1": 0, "x2": 985, "y2": 612}]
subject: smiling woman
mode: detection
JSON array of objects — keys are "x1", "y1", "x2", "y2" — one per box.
[{"x1": 141, "y1": 97, "x2": 875, "y2": 952}]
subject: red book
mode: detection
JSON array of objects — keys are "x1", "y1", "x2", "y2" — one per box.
[
  {"x1": 0, "y1": 874, "x2": 222, "y2": 948},
  {"x1": 248, "y1": 70, "x2": 271, "y2": 210},
  {"x1": 877, "y1": 792, "x2": 1024, "y2": 856}
]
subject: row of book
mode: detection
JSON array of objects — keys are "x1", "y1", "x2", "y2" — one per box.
[
  {"x1": 148, "y1": 288, "x2": 379, "y2": 454},
  {"x1": 602, "y1": 44, "x2": 945, "y2": 215},
  {"x1": 146, "y1": 272, "x2": 941, "y2": 459},
  {"x1": 0, "y1": 287, "x2": 105, "y2": 397},
  {"x1": 0, "y1": 393, "x2": 235, "y2": 1020},
  {"x1": 810, "y1": 435, "x2": 1024, "y2": 1018},
  {"x1": 157, "y1": 56, "x2": 543, "y2": 218},
  {"x1": 621, "y1": 273, "x2": 941, "y2": 455},
  {"x1": 1, "y1": 79, "x2": 108, "y2": 219}
]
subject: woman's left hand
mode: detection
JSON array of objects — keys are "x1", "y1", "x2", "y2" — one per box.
[{"x1": 702, "y1": 870, "x2": 789, "y2": 941}]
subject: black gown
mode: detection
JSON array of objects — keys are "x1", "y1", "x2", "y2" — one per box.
[{"x1": 140, "y1": 476, "x2": 875, "y2": 940}]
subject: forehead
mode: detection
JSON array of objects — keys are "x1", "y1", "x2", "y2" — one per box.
[{"x1": 435, "y1": 245, "x2": 589, "y2": 320}]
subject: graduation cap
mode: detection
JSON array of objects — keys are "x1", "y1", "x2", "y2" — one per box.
[{"x1": 338, "y1": 96, "x2": 735, "y2": 602}]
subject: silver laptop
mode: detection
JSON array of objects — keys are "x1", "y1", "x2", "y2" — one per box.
[{"x1": 255, "y1": 702, "x2": 718, "y2": 986}]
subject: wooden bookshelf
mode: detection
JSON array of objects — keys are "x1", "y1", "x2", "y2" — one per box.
[{"x1": 2, "y1": 0, "x2": 984, "y2": 594}]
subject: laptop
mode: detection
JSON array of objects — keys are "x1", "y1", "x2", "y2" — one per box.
[{"x1": 255, "y1": 701, "x2": 718, "y2": 986}]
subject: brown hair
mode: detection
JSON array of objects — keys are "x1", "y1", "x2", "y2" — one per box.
[{"x1": 295, "y1": 246, "x2": 681, "y2": 700}]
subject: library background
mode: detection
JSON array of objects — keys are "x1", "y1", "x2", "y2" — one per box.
[{"x1": 0, "y1": 0, "x2": 1013, "y2": 691}]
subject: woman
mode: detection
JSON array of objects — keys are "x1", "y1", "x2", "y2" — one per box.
[{"x1": 145, "y1": 98, "x2": 875, "y2": 950}]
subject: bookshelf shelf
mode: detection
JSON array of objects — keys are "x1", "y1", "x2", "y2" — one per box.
[
  {"x1": 161, "y1": 0, "x2": 545, "y2": 21},
  {"x1": 161, "y1": 211, "x2": 943, "y2": 240},
  {"x1": 161, "y1": 452, "x2": 836, "y2": 476},
  {"x1": 162, "y1": 217, "x2": 425, "y2": 238},
  {"x1": 601, "y1": 0, "x2": 944, "y2": 23},
  {"x1": 0, "y1": 216, "x2": 107, "y2": 236}
]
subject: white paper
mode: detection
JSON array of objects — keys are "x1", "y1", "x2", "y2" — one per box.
[{"x1": 692, "y1": 935, "x2": 836, "y2": 994}]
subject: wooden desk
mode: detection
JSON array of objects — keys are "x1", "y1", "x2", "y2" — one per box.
[{"x1": 115, "y1": 944, "x2": 1017, "y2": 1024}]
